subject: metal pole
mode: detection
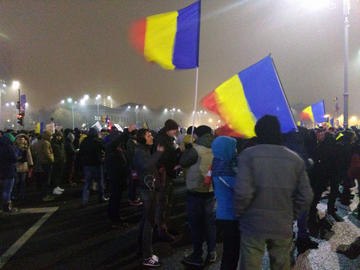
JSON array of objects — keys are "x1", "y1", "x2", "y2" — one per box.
[
  {"x1": 72, "y1": 104, "x2": 74, "y2": 129},
  {"x1": 191, "y1": 67, "x2": 199, "y2": 137},
  {"x1": 343, "y1": 0, "x2": 350, "y2": 128}
]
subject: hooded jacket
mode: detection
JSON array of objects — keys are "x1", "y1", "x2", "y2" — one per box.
[
  {"x1": 212, "y1": 136, "x2": 237, "y2": 220},
  {"x1": 79, "y1": 129, "x2": 104, "y2": 166},
  {"x1": 14, "y1": 134, "x2": 34, "y2": 173},
  {"x1": 0, "y1": 135, "x2": 17, "y2": 179},
  {"x1": 234, "y1": 144, "x2": 313, "y2": 239},
  {"x1": 31, "y1": 131, "x2": 54, "y2": 167},
  {"x1": 180, "y1": 133, "x2": 214, "y2": 193}
]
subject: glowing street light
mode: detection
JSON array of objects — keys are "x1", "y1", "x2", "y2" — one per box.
[
  {"x1": 208, "y1": 118, "x2": 213, "y2": 123},
  {"x1": 10, "y1": 101, "x2": 15, "y2": 106},
  {"x1": 5, "y1": 102, "x2": 9, "y2": 107},
  {"x1": 107, "y1": 96, "x2": 111, "y2": 100},
  {"x1": 61, "y1": 100, "x2": 65, "y2": 104},
  {"x1": 80, "y1": 99, "x2": 85, "y2": 106},
  {"x1": 83, "y1": 94, "x2": 90, "y2": 100},
  {"x1": 95, "y1": 94, "x2": 101, "y2": 100},
  {"x1": 177, "y1": 109, "x2": 181, "y2": 113},
  {"x1": 135, "y1": 105, "x2": 139, "y2": 110},
  {"x1": 12, "y1": 80, "x2": 20, "y2": 90},
  {"x1": 143, "y1": 105, "x2": 147, "y2": 110},
  {"x1": 164, "y1": 108, "x2": 168, "y2": 113},
  {"x1": 127, "y1": 105, "x2": 131, "y2": 109},
  {"x1": 25, "y1": 102, "x2": 29, "y2": 108},
  {"x1": 67, "y1": 97, "x2": 73, "y2": 103}
]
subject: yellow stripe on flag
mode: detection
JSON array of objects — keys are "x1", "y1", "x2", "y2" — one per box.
[
  {"x1": 215, "y1": 75, "x2": 257, "y2": 137},
  {"x1": 144, "y1": 11, "x2": 178, "y2": 70},
  {"x1": 35, "y1": 123, "x2": 40, "y2": 134},
  {"x1": 303, "y1": 106, "x2": 314, "y2": 122}
]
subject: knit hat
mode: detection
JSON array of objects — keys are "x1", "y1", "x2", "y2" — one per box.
[
  {"x1": 164, "y1": 119, "x2": 179, "y2": 131},
  {"x1": 187, "y1": 126, "x2": 197, "y2": 135},
  {"x1": 195, "y1": 125, "x2": 212, "y2": 138},
  {"x1": 4, "y1": 133, "x2": 15, "y2": 143},
  {"x1": 255, "y1": 115, "x2": 282, "y2": 145}
]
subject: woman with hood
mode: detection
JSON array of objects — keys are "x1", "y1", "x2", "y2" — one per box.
[
  {"x1": 13, "y1": 133, "x2": 33, "y2": 201},
  {"x1": 211, "y1": 136, "x2": 240, "y2": 270}
]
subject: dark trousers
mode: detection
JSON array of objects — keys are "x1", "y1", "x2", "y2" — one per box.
[
  {"x1": 52, "y1": 163, "x2": 64, "y2": 188},
  {"x1": 310, "y1": 174, "x2": 339, "y2": 221},
  {"x1": 186, "y1": 193, "x2": 216, "y2": 259},
  {"x1": 218, "y1": 219, "x2": 240, "y2": 270},
  {"x1": 156, "y1": 177, "x2": 174, "y2": 233},
  {"x1": 128, "y1": 174, "x2": 138, "y2": 201},
  {"x1": 138, "y1": 189, "x2": 157, "y2": 259},
  {"x1": 108, "y1": 176, "x2": 123, "y2": 223}
]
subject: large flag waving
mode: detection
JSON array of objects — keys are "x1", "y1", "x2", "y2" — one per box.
[
  {"x1": 201, "y1": 56, "x2": 296, "y2": 138},
  {"x1": 129, "y1": 1, "x2": 200, "y2": 70},
  {"x1": 300, "y1": 100, "x2": 326, "y2": 124}
]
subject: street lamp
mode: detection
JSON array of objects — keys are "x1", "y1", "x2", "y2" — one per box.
[
  {"x1": 343, "y1": 0, "x2": 350, "y2": 128},
  {"x1": 107, "y1": 96, "x2": 112, "y2": 108},
  {"x1": 11, "y1": 80, "x2": 20, "y2": 90},
  {"x1": 61, "y1": 100, "x2": 65, "y2": 104},
  {"x1": 66, "y1": 97, "x2": 75, "y2": 129},
  {"x1": 95, "y1": 94, "x2": 101, "y2": 117}
]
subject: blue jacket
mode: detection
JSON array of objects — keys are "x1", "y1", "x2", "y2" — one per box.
[
  {"x1": 0, "y1": 136, "x2": 17, "y2": 179},
  {"x1": 212, "y1": 136, "x2": 237, "y2": 220}
]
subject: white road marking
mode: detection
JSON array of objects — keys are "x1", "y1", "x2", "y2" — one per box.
[{"x1": 0, "y1": 207, "x2": 59, "y2": 269}]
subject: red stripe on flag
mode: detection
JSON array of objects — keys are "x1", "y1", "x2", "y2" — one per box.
[
  {"x1": 128, "y1": 18, "x2": 146, "y2": 55},
  {"x1": 215, "y1": 124, "x2": 245, "y2": 138},
  {"x1": 201, "y1": 90, "x2": 221, "y2": 115},
  {"x1": 300, "y1": 112, "x2": 311, "y2": 121}
]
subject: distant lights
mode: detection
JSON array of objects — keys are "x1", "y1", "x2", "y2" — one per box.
[
  {"x1": 177, "y1": 109, "x2": 181, "y2": 113},
  {"x1": 107, "y1": 96, "x2": 112, "y2": 100},
  {"x1": 10, "y1": 101, "x2": 15, "y2": 106},
  {"x1": 67, "y1": 97, "x2": 73, "y2": 103},
  {"x1": 164, "y1": 108, "x2": 168, "y2": 113},
  {"x1": 135, "y1": 105, "x2": 139, "y2": 109},
  {"x1": 83, "y1": 94, "x2": 90, "y2": 100},
  {"x1": 127, "y1": 105, "x2": 131, "y2": 109},
  {"x1": 80, "y1": 99, "x2": 85, "y2": 106},
  {"x1": 61, "y1": 100, "x2": 65, "y2": 104},
  {"x1": 5, "y1": 102, "x2": 9, "y2": 107},
  {"x1": 95, "y1": 94, "x2": 101, "y2": 100},
  {"x1": 143, "y1": 105, "x2": 147, "y2": 110}
]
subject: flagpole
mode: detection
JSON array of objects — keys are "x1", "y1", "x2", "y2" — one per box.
[{"x1": 191, "y1": 67, "x2": 199, "y2": 137}]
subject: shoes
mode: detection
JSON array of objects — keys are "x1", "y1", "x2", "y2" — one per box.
[
  {"x1": 296, "y1": 237, "x2": 319, "y2": 254},
  {"x1": 2, "y1": 201, "x2": 18, "y2": 213},
  {"x1": 205, "y1": 251, "x2": 217, "y2": 264},
  {"x1": 128, "y1": 199, "x2": 143, "y2": 206},
  {"x1": 142, "y1": 255, "x2": 161, "y2": 267},
  {"x1": 42, "y1": 195, "x2": 55, "y2": 202},
  {"x1": 182, "y1": 253, "x2": 203, "y2": 267},
  {"x1": 53, "y1": 187, "x2": 63, "y2": 195},
  {"x1": 99, "y1": 197, "x2": 109, "y2": 203},
  {"x1": 337, "y1": 237, "x2": 360, "y2": 259},
  {"x1": 57, "y1": 186, "x2": 65, "y2": 192},
  {"x1": 328, "y1": 211, "x2": 344, "y2": 222}
]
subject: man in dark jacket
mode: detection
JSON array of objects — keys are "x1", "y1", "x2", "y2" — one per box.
[
  {"x1": 0, "y1": 133, "x2": 18, "y2": 212},
  {"x1": 234, "y1": 115, "x2": 313, "y2": 270},
  {"x1": 134, "y1": 128, "x2": 164, "y2": 267},
  {"x1": 105, "y1": 135, "x2": 128, "y2": 227},
  {"x1": 64, "y1": 132, "x2": 76, "y2": 186},
  {"x1": 51, "y1": 131, "x2": 66, "y2": 195},
  {"x1": 126, "y1": 129, "x2": 142, "y2": 206},
  {"x1": 154, "y1": 119, "x2": 180, "y2": 241},
  {"x1": 80, "y1": 128, "x2": 107, "y2": 205}
]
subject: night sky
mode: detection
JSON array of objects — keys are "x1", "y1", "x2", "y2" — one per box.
[{"x1": 0, "y1": 0, "x2": 360, "y2": 115}]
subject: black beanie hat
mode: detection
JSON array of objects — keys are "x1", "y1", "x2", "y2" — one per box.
[
  {"x1": 195, "y1": 125, "x2": 212, "y2": 138},
  {"x1": 187, "y1": 126, "x2": 196, "y2": 135},
  {"x1": 255, "y1": 115, "x2": 282, "y2": 145},
  {"x1": 164, "y1": 119, "x2": 179, "y2": 131}
]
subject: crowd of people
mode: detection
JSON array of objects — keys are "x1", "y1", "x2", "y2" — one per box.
[{"x1": 1, "y1": 115, "x2": 360, "y2": 269}]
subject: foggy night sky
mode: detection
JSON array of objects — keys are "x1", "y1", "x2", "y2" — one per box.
[{"x1": 0, "y1": 0, "x2": 360, "y2": 115}]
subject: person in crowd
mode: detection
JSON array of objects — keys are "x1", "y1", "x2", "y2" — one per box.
[
  {"x1": 134, "y1": 128, "x2": 164, "y2": 268},
  {"x1": 154, "y1": 119, "x2": 180, "y2": 242},
  {"x1": 234, "y1": 115, "x2": 313, "y2": 270},
  {"x1": 211, "y1": 136, "x2": 240, "y2": 270},
  {"x1": 126, "y1": 129, "x2": 142, "y2": 206},
  {"x1": 51, "y1": 131, "x2": 66, "y2": 195},
  {"x1": 105, "y1": 135, "x2": 128, "y2": 228},
  {"x1": 80, "y1": 128, "x2": 107, "y2": 206},
  {"x1": 0, "y1": 132, "x2": 18, "y2": 212},
  {"x1": 31, "y1": 130, "x2": 55, "y2": 202},
  {"x1": 180, "y1": 125, "x2": 217, "y2": 267},
  {"x1": 13, "y1": 133, "x2": 33, "y2": 201},
  {"x1": 64, "y1": 132, "x2": 76, "y2": 186}
]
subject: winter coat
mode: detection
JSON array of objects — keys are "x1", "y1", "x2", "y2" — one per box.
[
  {"x1": 31, "y1": 131, "x2": 54, "y2": 168},
  {"x1": 126, "y1": 137, "x2": 138, "y2": 169},
  {"x1": 212, "y1": 136, "x2": 237, "y2": 220},
  {"x1": 0, "y1": 136, "x2": 17, "y2": 179},
  {"x1": 133, "y1": 144, "x2": 163, "y2": 190},
  {"x1": 51, "y1": 138, "x2": 66, "y2": 165},
  {"x1": 79, "y1": 135, "x2": 104, "y2": 167},
  {"x1": 64, "y1": 139, "x2": 75, "y2": 164},
  {"x1": 155, "y1": 128, "x2": 179, "y2": 178},
  {"x1": 105, "y1": 141, "x2": 128, "y2": 187},
  {"x1": 234, "y1": 144, "x2": 313, "y2": 239},
  {"x1": 179, "y1": 133, "x2": 214, "y2": 193},
  {"x1": 14, "y1": 134, "x2": 34, "y2": 173}
]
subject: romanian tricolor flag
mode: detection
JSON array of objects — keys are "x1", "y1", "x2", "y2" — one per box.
[
  {"x1": 300, "y1": 100, "x2": 326, "y2": 124},
  {"x1": 129, "y1": 1, "x2": 200, "y2": 70},
  {"x1": 201, "y1": 56, "x2": 296, "y2": 138}
]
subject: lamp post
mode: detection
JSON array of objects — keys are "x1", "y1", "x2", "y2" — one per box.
[
  {"x1": 66, "y1": 97, "x2": 75, "y2": 129},
  {"x1": 0, "y1": 81, "x2": 6, "y2": 127},
  {"x1": 96, "y1": 94, "x2": 101, "y2": 119},
  {"x1": 343, "y1": 0, "x2": 350, "y2": 128}
]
